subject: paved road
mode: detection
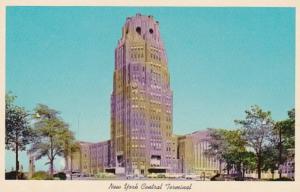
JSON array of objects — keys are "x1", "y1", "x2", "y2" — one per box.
[{"x1": 68, "y1": 176, "x2": 210, "y2": 181}]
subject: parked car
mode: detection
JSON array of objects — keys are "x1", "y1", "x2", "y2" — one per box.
[
  {"x1": 66, "y1": 173, "x2": 71, "y2": 179},
  {"x1": 81, "y1": 173, "x2": 89, "y2": 177},
  {"x1": 126, "y1": 174, "x2": 134, "y2": 179},
  {"x1": 71, "y1": 171, "x2": 81, "y2": 177},
  {"x1": 185, "y1": 174, "x2": 200, "y2": 180}
]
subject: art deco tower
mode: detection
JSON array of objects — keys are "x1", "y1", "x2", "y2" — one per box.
[{"x1": 111, "y1": 14, "x2": 174, "y2": 175}]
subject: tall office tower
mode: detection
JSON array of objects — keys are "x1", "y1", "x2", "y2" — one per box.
[{"x1": 111, "y1": 13, "x2": 173, "y2": 175}]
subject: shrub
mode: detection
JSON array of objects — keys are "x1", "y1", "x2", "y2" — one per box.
[
  {"x1": 31, "y1": 171, "x2": 52, "y2": 180},
  {"x1": 273, "y1": 177, "x2": 294, "y2": 181},
  {"x1": 53, "y1": 172, "x2": 67, "y2": 180},
  {"x1": 5, "y1": 171, "x2": 26, "y2": 180},
  {"x1": 95, "y1": 172, "x2": 115, "y2": 179},
  {"x1": 95, "y1": 172, "x2": 106, "y2": 178}
]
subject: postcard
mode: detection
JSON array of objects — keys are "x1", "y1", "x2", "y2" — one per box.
[{"x1": 0, "y1": 1, "x2": 299, "y2": 192}]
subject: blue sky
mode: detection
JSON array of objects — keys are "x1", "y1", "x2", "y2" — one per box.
[{"x1": 5, "y1": 7, "x2": 295, "y2": 171}]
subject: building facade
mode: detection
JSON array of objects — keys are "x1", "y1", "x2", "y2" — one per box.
[
  {"x1": 89, "y1": 140, "x2": 111, "y2": 174},
  {"x1": 111, "y1": 13, "x2": 173, "y2": 175},
  {"x1": 67, "y1": 130, "x2": 220, "y2": 177},
  {"x1": 67, "y1": 141, "x2": 111, "y2": 175},
  {"x1": 178, "y1": 130, "x2": 220, "y2": 177},
  {"x1": 80, "y1": 142, "x2": 92, "y2": 174}
]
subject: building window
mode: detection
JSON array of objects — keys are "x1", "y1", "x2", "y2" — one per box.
[{"x1": 136, "y1": 27, "x2": 141, "y2": 35}]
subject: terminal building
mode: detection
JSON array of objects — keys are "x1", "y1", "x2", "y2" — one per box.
[
  {"x1": 67, "y1": 130, "x2": 220, "y2": 177},
  {"x1": 66, "y1": 14, "x2": 219, "y2": 177},
  {"x1": 178, "y1": 131, "x2": 220, "y2": 177}
]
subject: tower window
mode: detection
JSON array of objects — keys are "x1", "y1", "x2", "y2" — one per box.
[
  {"x1": 149, "y1": 28, "x2": 153, "y2": 34},
  {"x1": 136, "y1": 27, "x2": 141, "y2": 35}
]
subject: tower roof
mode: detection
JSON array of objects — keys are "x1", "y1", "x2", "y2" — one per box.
[{"x1": 118, "y1": 13, "x2": 163, "y2": 47}]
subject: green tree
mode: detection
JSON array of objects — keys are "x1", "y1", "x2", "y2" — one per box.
[
  {"x1": 240, "y1": 151, "x2": 256, "y2": 178},
  {"x1": 5, "y1": 92, "x2": 33, "y2": 179},
  {"x1": 287, "y1": 108, "x2": 295, "y2": 147},
  {"x1": 62, "y1": 130, "x2": 75, "y2": 172},
  {"x1": 68, "y1": 142, "x2": 81, "y2": 180},
  {"x1": 29, "y1": 104, "x2": 74, "y2": 178},
  {"x1": 62, "y1": 130, "x2": 80, "y2": 180},
  {"x1": 261, "y1": 145, "x2": 278, "y2": 179},
  {"x1": 273, "y1": 108, "x2": 295, "y2": 178},
  {"x1": 235, "y1": 105, "x2": 274, "y2": 179},
  {"x1": 207, "y1": 128, "x2": 247, "y2": 179},
  {"x1": 206, "y1": 128, "x2": 228, "y2": 174},
  {"x1": 224, "y1": 129, "x2": 247, "y2": 179}
]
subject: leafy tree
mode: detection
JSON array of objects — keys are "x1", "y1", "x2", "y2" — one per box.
[
  {"x1": 206, "y1": 128, "x2": 228, "y2": 174},
  {"x1": 240, "y1": 151, "x2": 256, "y2": 178},
  {"x1": 62, "y1": 130, "x2": 76, "y2": 171},
  {"x1": 261, "y1": 145, "x2": 278, "y2": 179},
  {"x1": 62, "y1": 131, "x2": 80, "y2": 180},
  {"x1": 235, "y1": 105, "x2": 274, "y2": 179},
  {"x1": 273, "y1": 108, "x2": 295, "y2": 178},
  {"x1": 5, "y1": 92, "x2": 33, "y2": 179},
  {"x1": 287, "y1": 108, "x2": 295, "y2": 145},
  {"x1": 207, "y1": 128, "x2": 247, "y2": 179},
  {"x1": 68, "y1": 142, "x2": 81, "y2": 180},
  {"x1": 29, "y1": 104, "x2": 74, "y2": 178},
  {"x1": 224, "y1": 129, "x2": 247, "y2": 179}
]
